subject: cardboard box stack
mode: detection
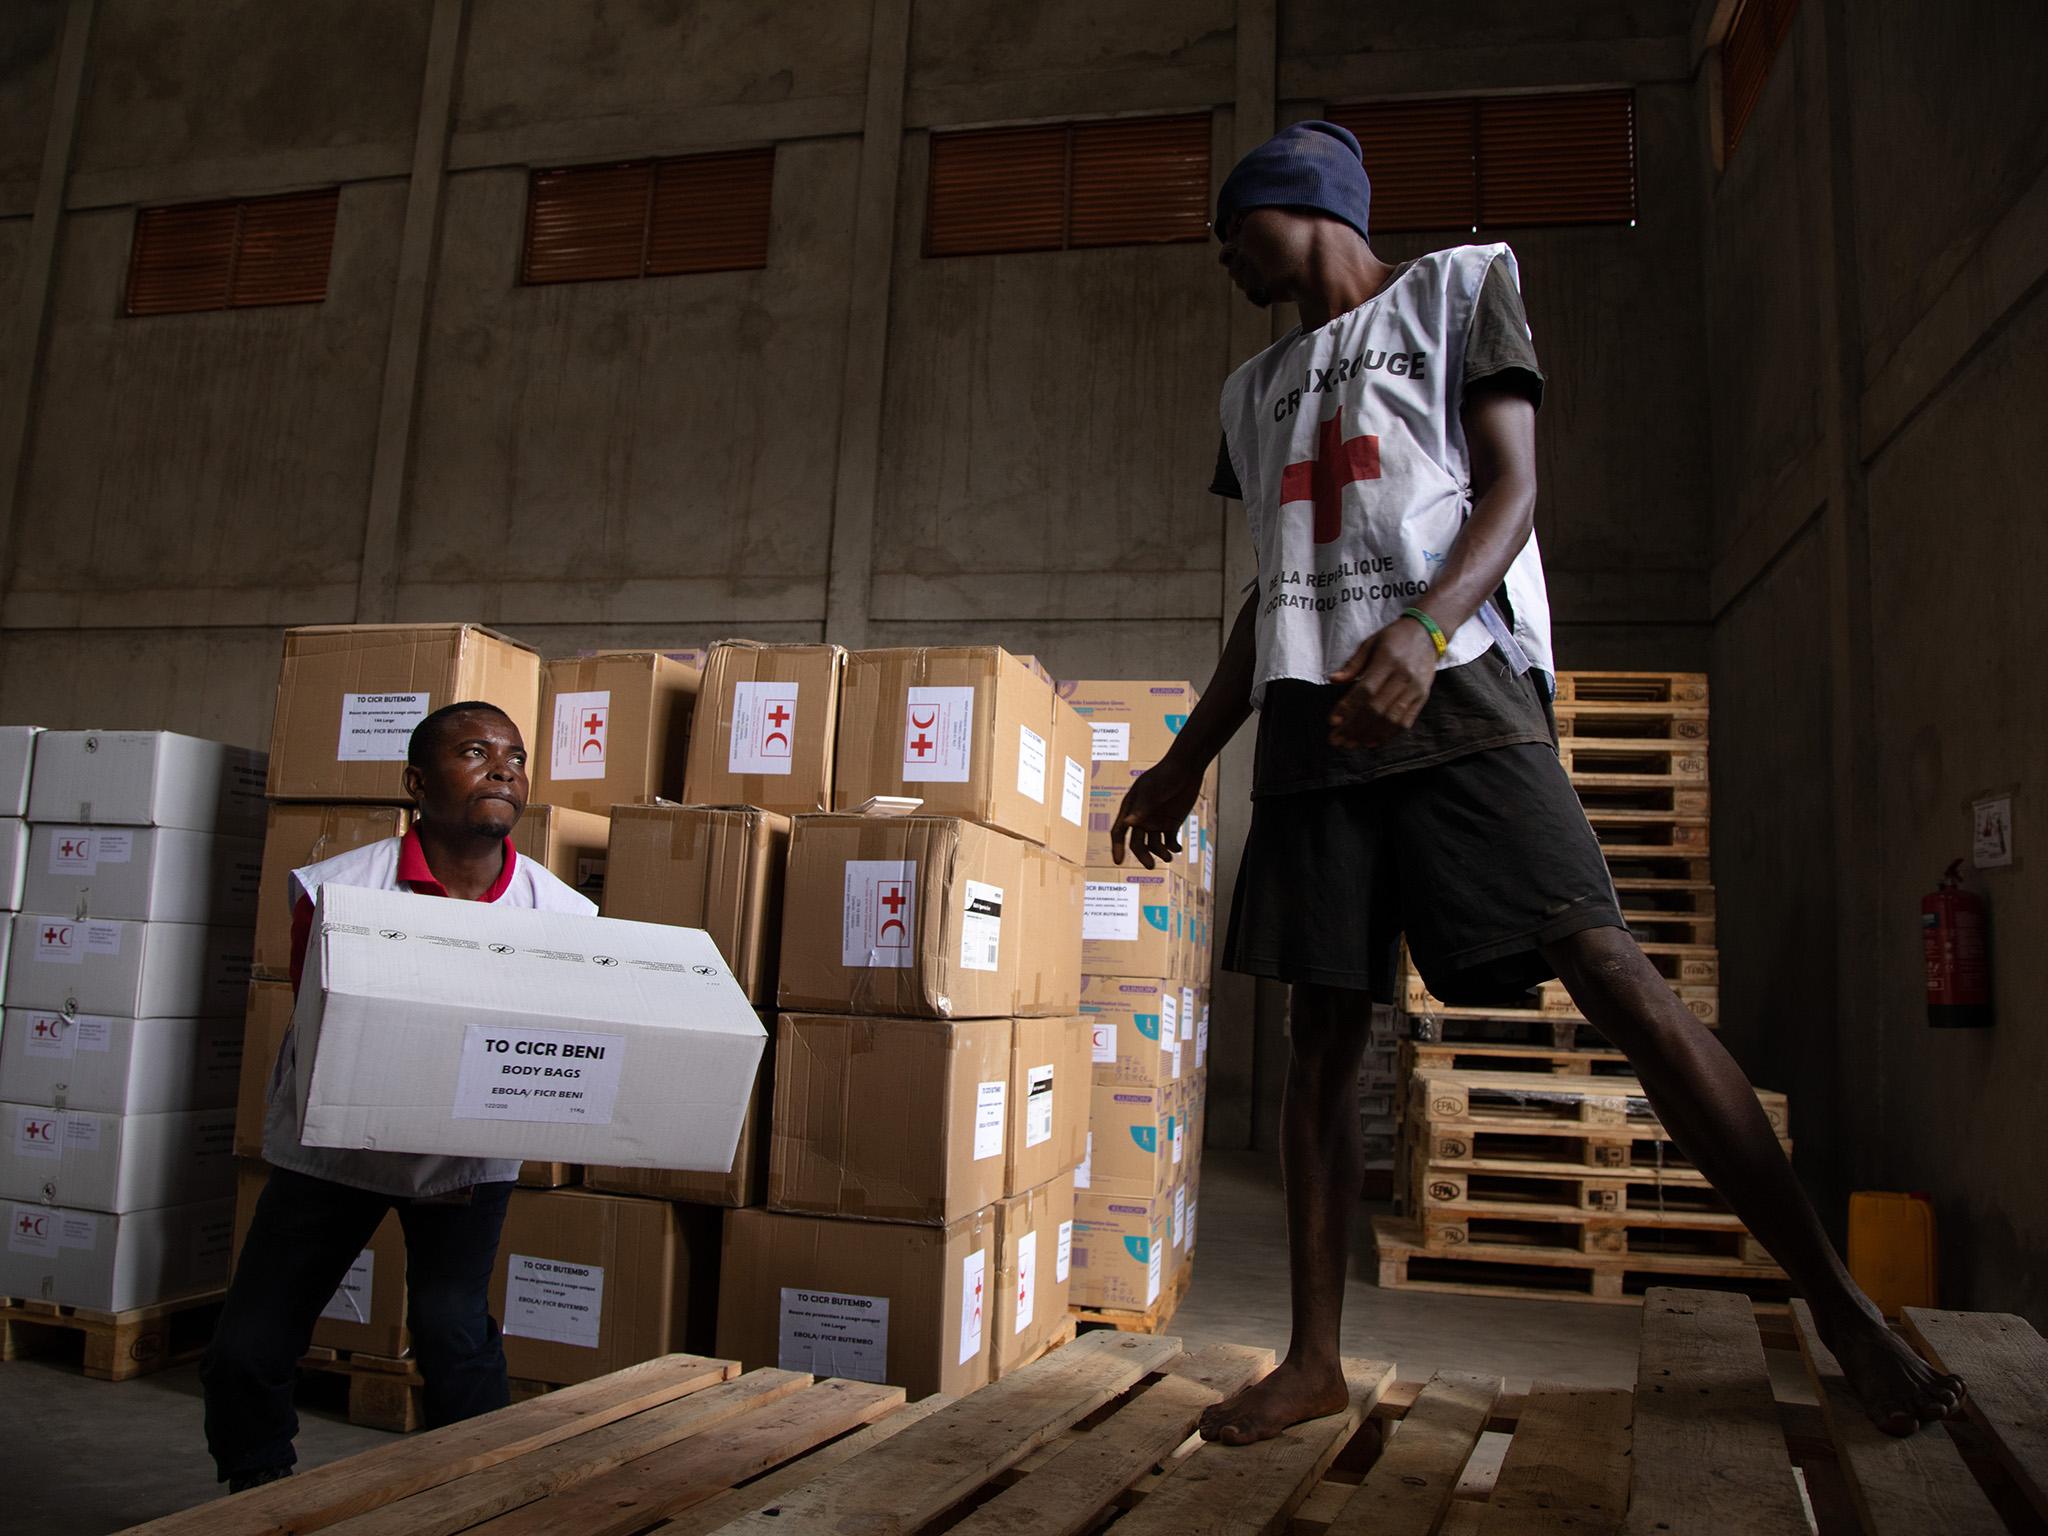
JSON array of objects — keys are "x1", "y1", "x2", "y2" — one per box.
[
  {"x1": 716, "y1": 645, "x2": 1091, "y2": 1399},
  {"x1": 1061, "y1": 681, "x2": 1216, "y2": 1318},
  {"x1": 0, "y1": 729, "x2": 264, "y2": 1310}
]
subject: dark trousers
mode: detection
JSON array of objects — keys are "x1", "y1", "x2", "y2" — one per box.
[{"x1": 200, "y1": 1165, "x2": 515, "y2": 1482}]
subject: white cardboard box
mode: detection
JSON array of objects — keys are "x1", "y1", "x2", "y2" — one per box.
[
  {"x1": 0, "y1": 728, "x2": 37, "y2": 818},
  {"x1": 5, "y1": 913, "x2": 252, "y2": 1017},
  {"x1": 0, "y1": 818, "x2": 24, "y2": 910},
  {"x1": 0, "y1": 920, "x2": 9, "y2": 1010},
  {"x1": 0, "y1": 1196, "x2": 234, "y2": 1311},
  {"x1": 26, "y1": 731, "x2": 266, "y2": 835},
  {"x1": 294, "y1": 884, "x2": 767, "y2": 1169},
  {"x1": 0, "y1": 1103, "x2": 237, "y2": 1211},
  {"x1": 22, "y1": 826, "x2": 264, "y2": 925},
  {"x1": 0, "y1": 1011, "x2": 242, "y2": 1114}
]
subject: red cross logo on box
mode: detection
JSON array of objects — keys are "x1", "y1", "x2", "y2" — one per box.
[
  {"x1": 16, "y1": 1213, "x2": 45, "y2": 1239},
  {"x1": 874, "y1": 881, "x2": 912, "y2": 949},
  {"x1": 577, "y1": 705, "x2": 609, "y2": 766},
  {"x1": 907, "y1": 708, "x2": 938, "y2": 761},
  {"x1": 41, "y1": 925, "x2": 69, "y2": 948},
  {"x1": 1280, "y1": 412, "x2": 1381, "y2": 545},
  {"x1": 32, "y1": 1018, "x2": 58, "y2": 1040},
  {"x1": 755, "y1": 692, "x2": 797, "y2": 758},
  {"x1": 22, "y1": 1118, "x2": 55, "y2": 1143},
  {"x1": 59, "y1": 838, "x2": 84, "y2": 860}
]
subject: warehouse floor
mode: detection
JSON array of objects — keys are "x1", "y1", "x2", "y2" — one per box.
[{"x1": 2, "y1": 1150, "x2": 1784, "y2": 1535}]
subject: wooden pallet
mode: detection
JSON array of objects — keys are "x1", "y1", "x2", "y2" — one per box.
[
  {"x1": 0, "y1": 1289, "x2": 223, "y2": 1382},
  {"x1": 1403, "y1": 973, "x2": 1720, "y2": 1029},
  {"x1": 1372, "y1": 1215, "x2": 1792, "y2": 1306},
  {"x1": 1411, "y1": 1160, "x2": 1733, "y2": 1216},
  {"x1": 294, "y1": 1346, "x2": 558, "y2": 1433},
  {"x1": 1554, "y1": 669, "x2": 1709, "y2": 705},
  {"x1": 125, "y1": 1291, "x2": 2048, "y2": 1535},
  {"x1": 1418, "y1": 1201, "x2": 1771, "y2": 1266},
  {"x1": 1413, "y1": 1068, "x2": 1790, "y2": 1141},
  {"x1": 1070, "y1": 1263, "x2": 1192, "y2": 1336},
  {"x1": 1402, "y1": 1039, "x2": 1631, "y2": 1077},
  {"x1": 1405, "y1": 1011, "x2": 1617, "y2": 1051},
  {"x1": 1558, "y1": 737, "x2": 1709, "y2": 781}
]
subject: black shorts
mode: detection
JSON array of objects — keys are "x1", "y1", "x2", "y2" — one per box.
[{"x1": 1222, "y1": 742, "x2": 1624, "y2": 1006}]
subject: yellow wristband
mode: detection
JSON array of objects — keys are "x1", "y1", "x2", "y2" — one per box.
[{"x1": 1402, "y1": 607, "x2": 1448, "y2": 658}]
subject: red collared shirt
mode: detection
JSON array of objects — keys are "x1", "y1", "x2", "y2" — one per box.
[{"x1": 287, "y1": 826, "x2": 519, "y2": 990}]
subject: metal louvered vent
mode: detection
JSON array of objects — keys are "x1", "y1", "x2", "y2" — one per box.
[
  {"x1": 1722, "y1": 0, "x2": 1800, "y2": 158},
  {"x1": 1329, "y1": 90, "x2": 1636, "y2": 234},
  {"x1": 126, "y1": 188, "x2": 338, "y2": 316},
  {"x1": 522, "y1": 147, "x2": 774, "y2": 286},
  {"x1": 926, "y1": 113, "x2": 1211, "y2": 257}
]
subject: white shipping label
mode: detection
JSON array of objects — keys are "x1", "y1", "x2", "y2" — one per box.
[
  {"x1": 321, "y1": 1249, "x2": 375, "y2": 1324},
  {"x1": 1186, "y1": 814, "x2": 1200, "y2": 867},
  {"x1": 338, "y1": 692, "x2": 431, "y2": 762},
  {"x1": 903, "y1": 686, "x2": 976, "y2": 783},
  {"x1": 33, "y1": 920, "x2": 84, "y2": 966},
  {"x1": 452, "y1": 1025, "x2": 626, "y2": 1125},
  {"x1": 1083, "y1": 881, "x2": 1140, "y2": 942},
  {"x1": 504, "y1": 1254, "x2": 606, "y2": 1349},
  {"x1": 1056, "y1": 1219, "x2": 1073, "y2": 1282},
  {"x1": 959, "y1": 880, "x2": 1003, "y2": 973},
  {"x1": 844, "y1": 860, "x2": 916, "y2": 968},
  {"x1": 728, "y1": 680, "x2": 800, "y2": 776},
  {"x1": 973, "y1": 1080, "x2": 1007, "y2": 1161},
  {"x1": 94, "y1": 832, "x2": 132, "y2": 865},
  {"x1": 1147, "y1": 1240, "x2": 1162, "y2": 1305},
  {"x1": 1017, "y1": 726, "x2": 1047, "y2": 804},
  {"x1": 75, "y1": 1017, "x2": 112, "y2": 1052},
  {"x1": 83, "y1": 923, "x2": 122, "y2": 956},
  {"x1": 1074, "y1": 1130, "x2": 1092, "y2": 1190},
  {"x1": 778, "y1": 1288, "x2": 890, "y2": 1382},
  {"x1": 1090, "y1": 722, "x2": 1130, "y2": 762},
  {"x1": 1198, "y1": 1006, "x2": 1210, "y2": 1069},
  {"x1": 1061, "y1": 756, "x2": 1086, "y2": 827},
  {"x1": 21, "y1": 1013, "x2": 76, "y2": 1059},
  {"x1": 1173, "y1": 1185, "x2": 1186, "y2": 1248},
  {"x1": 1014, "y1": 1230, "x2": 1038, "y2": 1334},
  {"x1": 1089, "y1": 1018, "x2": 1116, "y2": 1064},
  {"x1": 1171, "y1": 1113, "x2": 1183, "y2": 1165},
  {"x1": 57, "y1": 1210, "x2": 98, "y2": 1250},
  {"x1": 1181, "y1": 988, "x2": 1195, "y2": 1042},
  {"x1": 48, "y1": 829, "x2": 97, "y2": 875},
  {"x1": 549, "y1": 690, "x2": 611, "y2": 782},
  {"x1": 959, "y1": 1248, "x2": 987, "y2": 1364},
  {"x1": 13, "y1": 1108, "x2": 62, "y2": 1161},
  {"x1": 1025, "y1": 1064, "x2": 1055, "y2": 1148},
  {"x1": 1203, "y1": 837, "x2": 1214, "y2": 892},
  {"x1": 7, "y1": 1203, "x2": 56, "y2": 1255},
  {"x1": 63, "y1": 1115, "x2": 100, "y2": 1153},
  {"x1": 1186, "y1": 1197, "x2": 1198, "y2": 1250}
]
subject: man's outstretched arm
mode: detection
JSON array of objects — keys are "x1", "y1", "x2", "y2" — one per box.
[{"x1": 1112, "y1": 587, "x2": 1258, "y2": 868}]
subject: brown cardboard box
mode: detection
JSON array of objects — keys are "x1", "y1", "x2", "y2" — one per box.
[
  {"x1": 1079, "y1": 975, "x2": 1179, "y2": 1088},
  {"x1": 1006, "y1": 1017, "x2": 1090, "y2": 1197},
  {"x1": 682, "y1": 643, "x2": 844, "y2": 815},
  {"x1": 233, "y1": 1160, "x2": 409, "y2": 1356},
  {"x1": 489, "y1": 1188, "x2": 719, "y2": 1385},
  {"x1": 769, "y1": 1013, "x2": 1012, "y2": 1224},
  {"x1": 835, "y1": 648, "x2": 1055, "y2": 845},
  {"x1": 993, "y1": 1172, "x2": 1075, "y2": 1379},
  {"x1": 717, "y1": 1204, "x2": 995, "y2": 1399},
  {"x1": 1012, "y1": 844, "x2": 1082, "y2": 1018},
  {"x1": 235, "y1": 979, "x2": 294, "y2": 1158},
  {"x1": 517, "y1": 1162, "x2": 581, "y2": 1188},
  {"x1": 777, "y1": 815, "x2": 1023, "y2": 1019},
  {"x1": 1081, "y1": 1082, "x2": 1172, "y2": 1199},
  {"x1": 584, "y1": 1017, "x2": 774, "y2": 1207},
  {"x1": 531, "y1": 652, "x2": 700, "y2": 814},
  {"x1": 252, "y1": 804, "x2": 410, "y2": 979},
  {"x1": 510, "y1": 803, "x2": 610, "y2": 906},
  {"x1": 267, "y1": 624, "x2": 540, "y2": 801},
  {"x1": 1081, "y1": 866, "x2": 1182, "y2": 979},
  {"x1": 1070, "y1": 1190, "x2": 1167, "y2": 1312},
  {"x1": 1045, "y1": 694, "x2": 1092, "y2": 866},
  {"x1": 1057, "y1": 679, "x2": 1198, "y2": 785},
  {"x1": 602, "y1": 805, "x2": 789, "y2": 1004}
]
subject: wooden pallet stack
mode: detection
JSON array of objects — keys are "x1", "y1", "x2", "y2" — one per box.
[{"x1": 1378, "y1": 671, "x2": 1795, "y2": 1305}]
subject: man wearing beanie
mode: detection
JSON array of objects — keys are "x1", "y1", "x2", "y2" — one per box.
[{"x1": 1111, "y1": 120, "x2": 1963, "y2": 1443}]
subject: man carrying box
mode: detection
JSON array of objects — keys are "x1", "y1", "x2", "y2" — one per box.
[
  {"x1": 1112, "y1": 122, "x2": 1963, "y2": 1442},
  {"x1": 202, "y1": 703, "x2": 597, "y2": 1490}
]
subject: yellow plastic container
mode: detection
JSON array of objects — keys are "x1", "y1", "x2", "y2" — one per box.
[{"x1": 1846, "y1": 1191, "x2": 1938, "y2": 1317}]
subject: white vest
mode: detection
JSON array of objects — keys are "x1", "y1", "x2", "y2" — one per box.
[
  {"x1": 262, "y1": 835, "x2": 598, "y2": 1198},
  {"x1": 1220, "y1": 243, "x2": 1555, "y2": 707}
]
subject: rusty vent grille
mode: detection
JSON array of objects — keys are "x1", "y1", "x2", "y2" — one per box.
[
  {"x1": 1722, "y1": 0, "x2": 1800, "y2": 158},
  {"x1": 927, "y1": 113, "x2": 1211, "y2": 257},
  {"x1": 126, "y1": 188, "x2": 339, "y2": 316},
  {"x1": 523, "y1": 146, "x2": 775, "y2": 285}
]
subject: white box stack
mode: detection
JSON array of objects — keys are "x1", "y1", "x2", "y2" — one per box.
[
  {"x1": 0, "y1": 727, "x2": 39, "y2": 1011},
  {"x1": 0, "y1": 729, "x2": 265, "y2": 1311}
]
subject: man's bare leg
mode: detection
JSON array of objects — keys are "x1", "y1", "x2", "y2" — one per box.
[
  {"x1": 1546, "y1": 924, "x2": 1965, "y2": 1435},
  {"x1": 1200, "y1": 982, "x2": 1365, "y2": 1443}
]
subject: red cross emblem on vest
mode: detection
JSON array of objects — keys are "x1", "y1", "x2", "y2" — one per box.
[{"x1": 1279, "y1": 412, "x2": 1381, "y2": 544}]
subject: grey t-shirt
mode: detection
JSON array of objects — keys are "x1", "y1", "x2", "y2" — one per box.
[{"x1": 1212, "y1": 255, "x2": 1552, "y2": 795}]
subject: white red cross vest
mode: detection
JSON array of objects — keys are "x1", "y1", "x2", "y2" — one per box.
[{"x1": 1219, "y1": 243, "x2": 1555, "y2": 707}]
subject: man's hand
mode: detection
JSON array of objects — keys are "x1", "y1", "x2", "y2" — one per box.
[
  {"x1": 1328, "y1": 618, "x2": 1439, "y2": 749},
  {"x1": 1111, "y1": 757, "x2": 1203, "y2": 869}
]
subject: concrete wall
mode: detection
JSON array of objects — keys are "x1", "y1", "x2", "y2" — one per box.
[
  {"x1": 1700, "y1": 0, "x2": 2048, "y2": 1316},
  {"x1": 5, "y1": 0, "x2": 1708, "y2": 1151}
]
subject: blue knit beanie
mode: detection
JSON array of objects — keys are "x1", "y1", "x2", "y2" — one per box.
[{"x1": 1215, "y1": 120, "x2": 1371, "y2": 241}]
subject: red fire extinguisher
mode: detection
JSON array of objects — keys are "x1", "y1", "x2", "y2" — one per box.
[{"x1": 1922, "y1": 860, "x2": 1991, "y2": 1029}]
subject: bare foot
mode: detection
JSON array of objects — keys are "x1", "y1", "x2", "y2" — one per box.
[
  {"x1": 1815, "y1": 1300, "x2": 1967, "y2": 1436},
  {"x1": 1199, "y1": 1355, "x2": 1349, "y2": 1445}
]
